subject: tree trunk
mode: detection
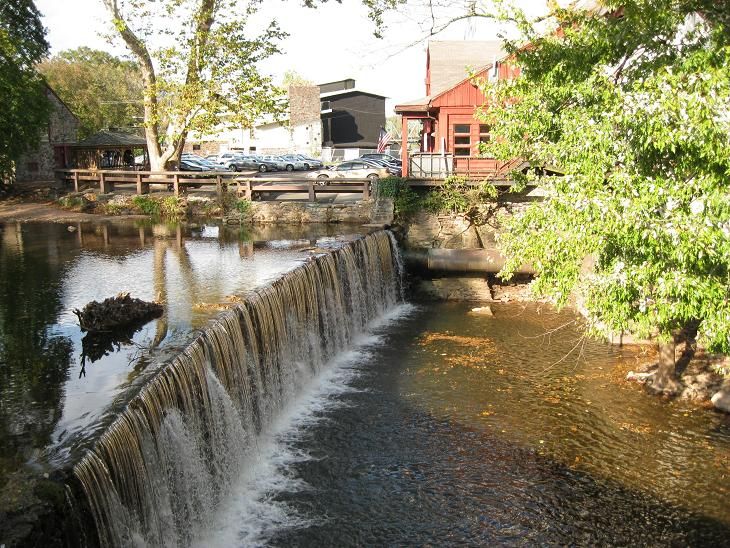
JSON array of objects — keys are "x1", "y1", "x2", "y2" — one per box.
[
  {"x1": 650, "y1": 320, "x2": 700, "y2": 395},
  {"x1": 652, "y1": 339, "x2": 681, "y2": 395}
]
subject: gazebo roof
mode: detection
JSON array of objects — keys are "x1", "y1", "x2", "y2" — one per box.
[{"x1": 73, "y1": 130, "x2": 147, "y2": 148}]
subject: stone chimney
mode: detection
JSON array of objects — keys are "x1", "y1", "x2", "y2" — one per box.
[{"x1": 288, "y1": 86, "x2": 321, "y2": 126}]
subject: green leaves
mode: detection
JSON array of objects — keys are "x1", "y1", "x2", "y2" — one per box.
[
  {"x1": 38, "y1": 48, "x2": 144, "y2": 138},
  {"x1": 103, "y1": 0, "x2": 287, "y2": 169},
  {"x1": 0, "y1": 0, "x2": 49, "y2": 181},
  {"x1": 483, "y1": 0, "x2": 730, "y2": 352}
]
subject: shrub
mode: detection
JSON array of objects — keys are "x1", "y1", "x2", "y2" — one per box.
[
  {"x1": 160, "y1": 196, "x2": 186, "y2": 218},
  {"x1": 103, "y1": 202, "x2": 127, "y2": 215},
  {"x1": 234, "y1": 198, "x2": 251, "y2": 215},
  {"x1": 377, "y1": 177, "x2": 422, "y2": 220},
  {"x1": 131, "y1": 195, "x2": 160, "y2": 216},
  {"x1": 58, "y1": 195, "x2": 88, "y2": 212}
]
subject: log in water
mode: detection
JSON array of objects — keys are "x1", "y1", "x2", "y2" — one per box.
[{"x1": 74, "y1": 231, "x2": 402, "y2": 547}]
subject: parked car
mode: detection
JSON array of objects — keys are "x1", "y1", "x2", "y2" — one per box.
[
  {"x1": 182, "y1": 154, "x2": 230, "y2": 171},
  {"x1": 250, "y1": 156, "x2": 281, "y2": 173},
  {"x1": 307, "y1": 160, "x2": 390, "y2": 185},
  {"x1": 359, "y1": 157, "x2": 402, "y2": 177},
  {"x1": 221, "y1": 155, "x2": 256, "y2": 171},
  {"x1": 293, "y1": 155, "x2": 324, "y2": 169},
  {"x1": 179, "y1": 159, "x2": 207, "y2": 171},
  {"x1": 360, "y1": 153, "x2": 402, "y2": 167},
  {"x1": 277, "y1": 155, "x2": 308, "y2": 171},
  {"x1": 216, "y1": 152, "x2": 247, "y2": 164},
  {"x1": 256, "y1": 155, "x2": 287, "y2": 171}
]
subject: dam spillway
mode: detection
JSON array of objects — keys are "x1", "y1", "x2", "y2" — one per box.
[{"x1": 73, "y1": 231, "x2": 403, "y2": 546}]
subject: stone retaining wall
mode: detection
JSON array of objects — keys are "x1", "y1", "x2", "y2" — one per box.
[{"x1": 230, "y1": 201, "x2": 374, "y2": 225}]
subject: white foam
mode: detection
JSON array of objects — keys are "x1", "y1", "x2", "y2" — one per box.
[{"x1": 195, "y1": 303, "x2": 416, "y2": 547}]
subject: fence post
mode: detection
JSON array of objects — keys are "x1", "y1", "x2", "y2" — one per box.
[
  {"x1": 73, "y1": 171, "x2": 79, "y2": 192},
  {"x1": 245, "y1": 179, "x2": 252, "y2": 201},
  {"x1": 99, "y1": 171, "x2": 107, "y2": 193},
  {"x1": 136, "y1": 173, "x2": 143, "y2": 195},
  {"x1": 216, "y1": 175, "x2": 223, "y2": 202},
  {"x1": 173, "y1": 173, "x2": 180, "y2": 196},
  {"x1": 308, "y1": 181, "x2": 315, "y2": 202}
]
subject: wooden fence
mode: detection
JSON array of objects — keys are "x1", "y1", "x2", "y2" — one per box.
[{"x1": 55, "y1": 169, "x2": 373, "y2": 202}]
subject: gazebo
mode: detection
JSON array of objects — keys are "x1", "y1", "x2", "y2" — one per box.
[{"x1": 71, "y1": 130, "x2": 149, "y2": 170}]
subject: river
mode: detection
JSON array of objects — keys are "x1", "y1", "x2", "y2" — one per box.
[{"x1": 0, "y1": 221, "x2": 728, "y2": 546}]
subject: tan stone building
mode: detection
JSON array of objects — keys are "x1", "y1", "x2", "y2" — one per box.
[{"x1": 15, "y1": 85, "x2": 79, "y2": 184}]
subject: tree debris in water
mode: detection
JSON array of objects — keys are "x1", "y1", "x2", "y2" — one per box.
[{"x1": 73, "y1": 293, "x2": 163, "y2": 333}]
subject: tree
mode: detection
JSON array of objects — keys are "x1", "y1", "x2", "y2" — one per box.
[
  {"x1": 0, "y1": 0, "x2": 50, "y2": 181},
  {"x1": 100, "y1": 0, "x2": 287, "y2": 171},
  {"x1": 38, "y1": 48, "x2": 144, "y2": 139},
  {"x1": 282, "y1": 70, "x2": 313, "y2": 87},
  {"x1": 481, "y1": 1, "x2": 730, "y2": 391}
]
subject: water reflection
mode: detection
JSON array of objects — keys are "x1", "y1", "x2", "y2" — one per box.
[
  {"x1": 0, "y1": 220, "x2": 364, "y2": 485},
  {"x1": 0, "y1": 223, "x2": 73, "y2": 486}
]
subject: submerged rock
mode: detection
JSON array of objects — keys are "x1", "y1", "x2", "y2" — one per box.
[{"x1": 469, "y1": 306, "x2": 493, "y2": 316}]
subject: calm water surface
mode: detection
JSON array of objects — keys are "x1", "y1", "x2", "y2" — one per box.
[{"x1": 0, "y1": 220, "x2": 364, "y2": 483}]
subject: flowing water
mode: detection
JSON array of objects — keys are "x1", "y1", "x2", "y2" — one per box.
[
  {"x1": 0, "y1": 220, "x2": 364, "y2": 486},
  {"x1": 247, "y1": 303, "x2": 730, "y2": 546},
  {"x1": 73, "y1": 230, "x2": 403, "y2": 546},
  {"x1": 2, "y1": 221, "x2": 729, "y2": 546}
]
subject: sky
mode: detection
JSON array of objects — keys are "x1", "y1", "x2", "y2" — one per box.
[{"x1": 34, "y1": 0, "x2": 547, "y2": 114}]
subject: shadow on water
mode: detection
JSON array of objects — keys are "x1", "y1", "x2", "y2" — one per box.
[
  {"x1": 263, "y1": 302, "x2": 730, "y2": 546},
  {"x1": 0, "y1": 223, "x2": 73, "y2": 489}
]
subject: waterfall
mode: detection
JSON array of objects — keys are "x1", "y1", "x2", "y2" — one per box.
[{"x1": 73, "y1": 231, "x2": 403, "y2": 547}]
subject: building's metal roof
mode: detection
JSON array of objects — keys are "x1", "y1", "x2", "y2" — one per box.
[
  {"x1": 319, "y1": 88, "x2": 388, "y2": 100},
  {"x1": 428, "y1": 40, "x2": 505, "y2": 96},
  {"x1": 74, "y1": 130, "x2": 147, "y2": 148}
]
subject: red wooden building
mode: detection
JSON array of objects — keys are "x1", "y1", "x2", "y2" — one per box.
[{"x1": 395, "y1": 41, "x2": 521, "y2": 178}]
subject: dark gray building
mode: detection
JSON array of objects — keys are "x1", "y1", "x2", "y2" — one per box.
[{"x1": 319, "y1": 79, "x2": 386, "y2": 149}]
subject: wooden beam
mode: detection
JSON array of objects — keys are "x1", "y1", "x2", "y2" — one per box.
[{"x1": 401, "y1": 115, "x2": 409, "y2": 177}]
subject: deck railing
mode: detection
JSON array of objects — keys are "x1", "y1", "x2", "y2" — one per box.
[
  {"x1": 408, "y1": 153, "x2": 527, "y2": 180},
  {"x1": 54, "y1": 169, "x2": 373, "y2": 202}
]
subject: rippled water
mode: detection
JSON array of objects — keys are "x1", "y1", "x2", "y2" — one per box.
[
  {"x1": 0, "y1": 220, "x2": 364, "y2": 484},
  {"x1": 214, "y1": 302, "x2": 730, "y2": 545},
  {"x1": 2, "y1": 222, "x2": 729, "y2": 545}
]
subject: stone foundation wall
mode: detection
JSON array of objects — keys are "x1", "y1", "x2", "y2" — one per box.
[
  {"x1": 403, "y1": 204, "x2": 527, "y2": 250},
  {"x1": 244, "y1": 201, "x2": 374, "y2": 224},
  {"x1": 402, "y1": 205, "x2": 534, "y2": 303}
]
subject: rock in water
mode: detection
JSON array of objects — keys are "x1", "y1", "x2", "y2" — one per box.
[
  {"x1": 711, "y1": 383, "x2": 730, "y2": 413},
  {"x1": 73, "y1": 293, "x2": 163, "y2": 333},
  {"x1": 469, "y1": 306, "x2": 493, "y2": 316}
]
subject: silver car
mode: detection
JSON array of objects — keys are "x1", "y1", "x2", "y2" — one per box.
[{"x1": 277, "y1": 155, "x2": 308, "y2": 171}]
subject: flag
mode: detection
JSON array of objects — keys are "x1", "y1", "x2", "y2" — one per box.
[{"x1": 377, "y1": 127, "x2": 391, "y2": 153}]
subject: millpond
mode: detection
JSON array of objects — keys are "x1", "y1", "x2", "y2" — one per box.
[{"x1": 0, "y1": 220, "x2": 728, "y2": 546}]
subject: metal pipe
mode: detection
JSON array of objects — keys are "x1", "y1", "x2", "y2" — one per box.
[{"x1": 403, "y1": 248, "x2": 534, "y2": 275}]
